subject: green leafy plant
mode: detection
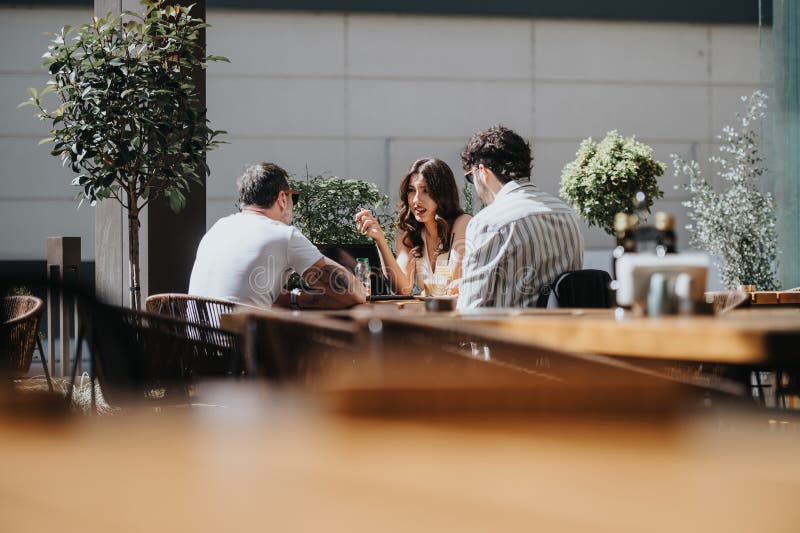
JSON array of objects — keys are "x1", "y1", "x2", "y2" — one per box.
[
  {"x1": 291, "y1": 171, "x2": 395, "y2": 246},
  {"x1": 462, "y1": 180, "x2": 474, "y2": 215},
  {"x1": 7, "y1": 286, "x2": 33, "y2": 297},
  {"x1": 560, "y1": 130, "x2": 665, "y2": 235},
  {"x1": 672, "y1": 91, "x2": 780, "y2": 290},
  {"x1": 20, "y1": 0, "x2": 227, "y2": 308}
]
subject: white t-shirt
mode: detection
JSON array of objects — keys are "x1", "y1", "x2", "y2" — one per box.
[{"x1": 188, "y1": 212, "x2": 323, "y2": 307}]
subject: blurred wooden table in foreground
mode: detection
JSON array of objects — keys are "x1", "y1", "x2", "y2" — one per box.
[{"x1": 1, "y1": 387, "x2": 799, "y2": 533}]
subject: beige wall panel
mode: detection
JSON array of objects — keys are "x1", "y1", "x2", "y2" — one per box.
[
  {"x1": 0, "y1": 7, "x2": 91, "y2": 73},
  {"x1": 346, "y1": 139, "x2": 389, "y2": 188},
  {"x1": 0, "y1": 199, "x2": 94, "y2": 260},
  {"x1": 534, "y1": 82, "x2": 709, "y2": 140},
  {"x1": 0, "y1": 74, "x2": 57, "y2": 137},
  {"x1": 206, "y1": 138, "x2": 348, "y2": 197},
  {"x1": 0, "y1": 6, "x2": 763, "y2": 266},
  {"x1": 348, "y1": 79, "x2": 532, "y2": 138},
  {"x1": 710, "y1": 25, "x2": 760, "y2": 85},
  {"x1": 529, "y1": 140, "x2": 575, "y2": 196},
  {"x1": 710, "y1": 84, "x2": 761, "y2": 136},
  {"x1": 206, "y1": 10, "x2": 345, "y2": 77},
  {"x1": 385, "y1": 138, "x2": 468, "y2": 203},
  {"x1": 577, "y1": 218, "x2": 613, "y2": 249},
  {"x1": 348, "y1": 14, "x2": 531, "y2": 79},
  {"x1": 206, "y1": 198, "x2": 238, "y2": 230},
  {"x1": 207, "y1": 77, "x2": 346, "y2": 137},
  {"x1": 533, "y1": 20, "x2": 709, "y2": 83},
  {"x1": 0, "y1": 138, "x2": 78, "y2": 199}
]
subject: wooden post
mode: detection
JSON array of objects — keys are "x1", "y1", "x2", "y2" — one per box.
[{"x1": 46, "y1": 237, "x2": 80, "y2": 377}]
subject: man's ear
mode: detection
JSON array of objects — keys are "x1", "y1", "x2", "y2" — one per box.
[
  {"x1": 277, "y1": 190, "x2": 288, "y2": 210},
  {"x1": 477, "y1": 163, "x2": 488, "y2": 184}
]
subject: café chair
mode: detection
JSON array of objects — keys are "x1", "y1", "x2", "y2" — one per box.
[
  {"x1": 74, "y1": 303, "x2": 244, "y2": 408},
  {"x1": 1, "y1": 295, "x2": 53, "y2": 392},
  {"x1": 228, "y1": 310, "x2": 364, "y2": 383},
  {"x1": 145, "y1": 293, "x2": 238, "y2": 329},
  {"x1": 536, "y1": 269, "x2": 613, "y2": 309}
]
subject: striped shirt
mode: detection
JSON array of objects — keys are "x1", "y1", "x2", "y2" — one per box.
[{"x1": 457, "y1": 180, "x2": 584, "y2": 309}]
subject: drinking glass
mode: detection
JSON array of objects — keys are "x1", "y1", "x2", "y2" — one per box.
[{"x1": 430, "y1": 256, "x2": 453, "y2": 296}]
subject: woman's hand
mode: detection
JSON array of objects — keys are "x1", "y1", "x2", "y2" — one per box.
[
  {"x1": 355, "y1": 209, "x2": 386, "y2": 242},
  {"x1": 447, "y1": 278, "x2": 460, "y2": 296}
]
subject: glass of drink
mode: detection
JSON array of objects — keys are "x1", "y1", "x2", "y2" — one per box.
[{"x1": 428, "y1": 256, "x2": 453, "y2": 296}]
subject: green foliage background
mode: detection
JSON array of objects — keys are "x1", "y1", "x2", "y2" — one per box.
[
  {"x1": 291, "y1": 173, "x2": 396, "y2": 246},
  {"x1": 560, "y1": 130, "x2": 665, "y2": 236}
]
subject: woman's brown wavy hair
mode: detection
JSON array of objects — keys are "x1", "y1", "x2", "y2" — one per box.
[{"x1": 397, "y1": 158, "x2": 464, "y2": 258}]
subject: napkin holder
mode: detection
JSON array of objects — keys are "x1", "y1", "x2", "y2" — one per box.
[{"x1": 615, "y1": 253, "x2": 710, "y2": 315}]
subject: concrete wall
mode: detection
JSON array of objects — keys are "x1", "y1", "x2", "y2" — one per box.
[{"x1": 0, "y1": 6, "x2": 761, "y2": 264}]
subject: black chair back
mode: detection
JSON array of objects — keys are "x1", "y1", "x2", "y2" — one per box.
[{"x1": 537, "y1": 269, "x2": 613, "y2": 308}]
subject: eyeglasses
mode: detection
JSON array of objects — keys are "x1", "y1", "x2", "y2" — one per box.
[
  {"x1": 284, "y1": 189, "x2": 300, "y2": 205},
  {"x1": 464, "y1": 168, "x2": 474, "y2": 185}
]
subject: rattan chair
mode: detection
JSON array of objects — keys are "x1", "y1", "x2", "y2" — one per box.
[
  {"x1": 77, "y1": 303, "x2": 244, "y2": 408},
  {"x1": 1, "y1": 296, "x2": 53, "y2": 391},
  {"x1": 240, "y1": 310, "x2": 364, "y2": 382},
  {"x1": 145, "y1": 293, "x2": 238, "y2": 328}
]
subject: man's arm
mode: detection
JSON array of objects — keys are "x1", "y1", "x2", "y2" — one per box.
[{"x1": 296, "y1": 257, "x2": 367, "y2": 309}]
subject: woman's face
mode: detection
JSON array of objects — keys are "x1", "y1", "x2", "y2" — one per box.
[{"x1": 407, "y1": 173, "x2": 438, "y2": 224}]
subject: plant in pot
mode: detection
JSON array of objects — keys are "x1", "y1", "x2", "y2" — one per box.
[
  {"x1": 672, "y1": 91, "x2": 780, "y2": 290},
  {"x1": 21, "y1": 0, "x2": 227, "y2": 309},
  {"x1": 290, "y1": 172, "x2": 396, "y2": 295},
  {"x1": 560, "y1": 130, "x2": 665, "y2": 236}
]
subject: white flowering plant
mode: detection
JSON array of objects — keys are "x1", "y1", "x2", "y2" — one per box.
[
  {"x1": 560, "y1": 130, "x2": 665, "y2": 235},
  {"x1": 672, "y1": 91, "x2": 780, "y2": 290}
]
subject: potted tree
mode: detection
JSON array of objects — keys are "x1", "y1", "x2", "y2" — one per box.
[
  {"x1": 21, "y1": 0, "x2": 227, "y2": 309},
  {"x1": 560, "y1": 130, "x2": 665, "y2": 236}
]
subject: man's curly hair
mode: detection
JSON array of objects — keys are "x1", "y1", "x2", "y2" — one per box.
[{"x1": 461, "y1": 125, "x2": 532, "y2": 183}]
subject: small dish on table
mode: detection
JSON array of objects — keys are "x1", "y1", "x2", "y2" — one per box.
[{"x1": 414, "y1": 295, "x2": 458, "y2": 312}]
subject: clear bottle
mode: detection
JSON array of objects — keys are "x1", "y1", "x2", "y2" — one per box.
[
  {"x1": 614, "y1": 212, "x2": 637, "y2": 253},
  {"x1": 654, "y1": 211, "x2": 677, "y2": 255},
  {"x1": 611, "y1": 212, "x2": 636, "y2": 280},
  {"x1": 354, "y1": 257, "x2": 371, "y2": 297}
]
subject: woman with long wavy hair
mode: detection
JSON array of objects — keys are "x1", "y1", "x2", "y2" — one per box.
[{"x1": 356, "y1": 157, "x2": 471, "y2": 295}]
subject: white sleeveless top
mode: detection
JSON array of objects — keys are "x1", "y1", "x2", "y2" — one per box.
[
  {"x1": 414, "y1": 234, "x2": 436, "y2": 292},
  {"x1": 414, "y1": 233, "x2": 458, "y2": 294}
]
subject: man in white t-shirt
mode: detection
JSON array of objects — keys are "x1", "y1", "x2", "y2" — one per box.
[{"x1": 189, "y1": 162, "x2": 366, "y2": 309}]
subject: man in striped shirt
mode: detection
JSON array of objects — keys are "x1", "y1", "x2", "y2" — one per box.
[{"x1": 457, "y1": 125, "x2": 584, "y2": 309}]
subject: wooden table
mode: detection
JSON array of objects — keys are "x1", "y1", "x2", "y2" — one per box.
[
  {"x1": 1, "y1": 387, "x2": 800, "y2": 533},
  {"x1": 223, "y1": 304, "x2": 750, "y2": 403},
  {"x1": 453, "y1": 308, "x2": 800, "y2": 366},
  {"x1": 337, "y1": 306, "x2": 800, "y2": 367}
]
